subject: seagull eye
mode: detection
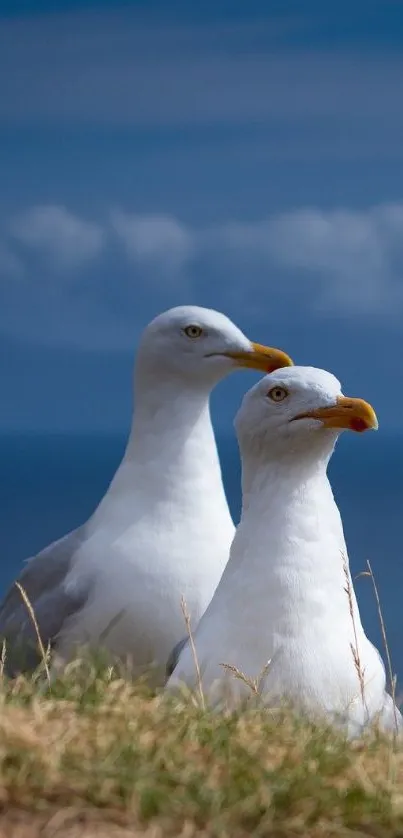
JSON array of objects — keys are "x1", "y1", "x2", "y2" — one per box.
[
  {"x1": 184, "y1": 325, "x2": 203, "y2": 339},
  {"x1": 267, "y1": 386, "x2": 289, "y2": 402}
]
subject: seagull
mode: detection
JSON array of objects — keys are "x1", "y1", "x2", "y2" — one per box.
[
  {"x1": 0, "y1": 305, "x2": 292, "y2": 683},
  {"x1": 166, "y1": 366, "x2": 402, "y2": 736}
]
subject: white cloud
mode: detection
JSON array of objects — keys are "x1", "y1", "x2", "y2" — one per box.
[
  {"x1": 9, "y1": 205, "x2": 104, "y2": 271},
  {"x1": 111, "y1": 211, "x2": 193, "y2": 274},
  {"x1": 215, "y1": 206, "x2": 403, "y2": 312},
  {"x1": 1, "y1": 201, "x2": 403, "y2": 350},
  {"x1": 110, "y1": 203, "x2": 403, "y2": 314}
]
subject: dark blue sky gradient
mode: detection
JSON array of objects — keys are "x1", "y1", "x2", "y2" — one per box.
[{"x1": 1, "y1": 0, "x2": 403, "y2": 432}]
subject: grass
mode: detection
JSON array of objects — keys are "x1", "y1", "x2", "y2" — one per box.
[
  {"x1": 0, "y1": 561, "x2": 401, "y2": 837},
  {"x1": 0, "y1": 661, "x2": 401, "y2": 837}
]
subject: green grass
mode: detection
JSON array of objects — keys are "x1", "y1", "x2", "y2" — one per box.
[{"x1": 0, "y1": 661, "x2": 402, "y2": 837}]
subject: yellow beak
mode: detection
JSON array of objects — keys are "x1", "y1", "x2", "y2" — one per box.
[
  {"x1": 294, "y1": 395, "x2": 378, "y2": 433},
  {"x1": 224, "y1": 342, "x2": 293, "y2": 374}
]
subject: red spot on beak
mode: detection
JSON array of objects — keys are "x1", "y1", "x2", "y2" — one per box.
[{"x1": 350, "y1": 417, "x2": 368, "y2": 433}]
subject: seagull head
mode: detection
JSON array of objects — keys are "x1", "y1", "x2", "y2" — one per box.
[
  {"x1": 235, "y1": 366, "x2": 378, "y2": 460},
  {"x1": 135, "y1": 306, "x2": 293, "y2": 387}
]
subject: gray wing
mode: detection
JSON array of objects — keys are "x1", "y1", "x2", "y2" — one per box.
[
  {"x1": 0, "y1": 525, "x2": 90, "y2": 676},
  {"x1": 166, "y1": 635, "x2": 189, "y2": 679}
]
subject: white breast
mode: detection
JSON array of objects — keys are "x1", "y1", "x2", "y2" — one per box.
[
  {"x1": 55, "y1": 387, "x2": 235, "y2": 681},
  {"x1": 168, "y1": 462, "x2": 391, "y2": 735}
]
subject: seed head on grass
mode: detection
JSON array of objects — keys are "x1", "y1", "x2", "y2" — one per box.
[{"x1": 220, "y1": 659, "x2": 272, "y2": 705}]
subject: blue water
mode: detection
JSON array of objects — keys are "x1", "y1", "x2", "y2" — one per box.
[{"x1": 0, "y1": 432, "x2": 402, "y2": 682}]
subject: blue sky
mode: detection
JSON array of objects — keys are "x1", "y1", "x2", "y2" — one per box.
[{"x1": 1, "y1": 0, "x2": 403, "y2": 433}]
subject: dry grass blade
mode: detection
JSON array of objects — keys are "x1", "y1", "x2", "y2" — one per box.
[
  {"x1": 342, "y1": 552, "x2": 368, "y2": 721},
  {"x1": 180, "y1": 596, "x2": 205, "y2": 710},
  {"x1": 0, "y1": 637, "x2": 6, "y2": 677},
  {"x1": 15, "y1": 581, "x2": 51, "y2": 688},
  {"x1": 255, "y1": 659, "x2": 272, "y2": 694},
  {"x1": 358, "y1": 561, "x2": 400, "y2": 737}
]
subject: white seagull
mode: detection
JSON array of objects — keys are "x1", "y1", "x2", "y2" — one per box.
[
  {"x1": 0, "y1": 305, "x2": 292, "y2": 683},
  {"x1": 166, "y1": 366, "x2": 402, "y2": 736}
]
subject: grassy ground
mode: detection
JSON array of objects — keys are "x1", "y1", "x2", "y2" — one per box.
[{"x1": 0, "y1": 661, "x2": 402, "y2": 838}]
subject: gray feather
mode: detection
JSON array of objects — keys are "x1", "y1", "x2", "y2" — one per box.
[
  {"x1": 166, "y1": 635, "x2": 188, "y2": 679},
  {"x1": 0, "y1": 525, "x2": 90, "y2": 675}
]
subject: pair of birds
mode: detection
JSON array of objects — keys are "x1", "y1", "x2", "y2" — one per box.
[{"x1": 0, "y1": 305, "x2": 400, "y2": 737}]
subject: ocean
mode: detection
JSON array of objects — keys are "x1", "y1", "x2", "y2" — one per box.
[{"x1": 0, "y1": 431, "x2": 402, "y2": 682}]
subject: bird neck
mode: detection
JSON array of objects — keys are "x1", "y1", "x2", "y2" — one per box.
[
  {"x1": 227, "y1": 445, "x2": 363, "y2": 632},
  {"x1": 240, "y1": 442, "x2": 334, "y2": 513},
  {"x1": 110, "y1": 375, "x2": 226, "y2": 503}
]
